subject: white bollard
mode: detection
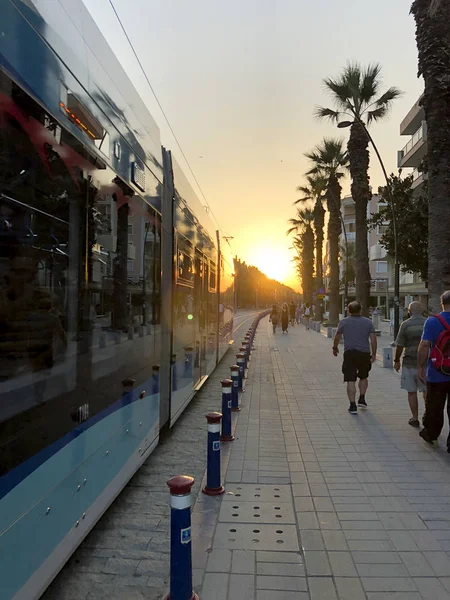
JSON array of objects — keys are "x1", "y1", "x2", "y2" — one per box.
[{"x1": 382, "y1": 347, "x2": 392, "y2": 368}]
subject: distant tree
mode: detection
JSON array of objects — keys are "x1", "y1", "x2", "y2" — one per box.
[
  {"x1": 295, "y1": 174, "x2": 327, "y2": 320},
  {"x1": 305, "y1": 138, "x2": 349, "y2": 325},
  {"x1": 369, "y1": 172, "x2": 428, "y2": 283},
  {"x1": 287, "y1": 209, "x2": 315, "y2": 304}
]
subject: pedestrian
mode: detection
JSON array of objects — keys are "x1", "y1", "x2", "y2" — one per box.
[
  {"x1": 417, "y1": 291, "x2": 450, "y2": 450},
  {"x1": 332, "y1": 301, "x2": 377, "y2": 414},
  {"x1": 296, "y1": 304, "x2": 302, "y2": 325},
  {"x1": 393, "y1": 301, "x2": 427, "y2": 428},
  {"x1": 304, "y1": 303, "x2": 311, "y2": 330},
  {"x1": 289, "y1": 301, "x2": 296, "y2": 326},
  {"x1": 281, "y1": 303, "x2": 289, "y2": 333},
  {"x1": 269, "y1": 304, "x2": 278, "y2": 334}
]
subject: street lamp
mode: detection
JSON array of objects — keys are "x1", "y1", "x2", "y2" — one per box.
[{"x1": 337, "y1": 119, "x2": 400, "y2": 338}]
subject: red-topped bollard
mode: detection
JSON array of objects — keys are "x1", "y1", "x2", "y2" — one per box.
[
  {"x1": 203, "y1": 413, "x2": 225, "y2": 496},
  {"x1": 220, "y1": 379, "x2": 234, "y2": 442},
  {"x1": 164, "y1": 476, "x2": 199, "y2": 600}
]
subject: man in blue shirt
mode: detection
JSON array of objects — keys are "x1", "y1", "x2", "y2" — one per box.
[{"x1": 417, "y1": 290, "x2": 450, "y2": 451}]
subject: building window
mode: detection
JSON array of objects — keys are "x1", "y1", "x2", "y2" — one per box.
[
  {"x1": 128, "y1": 223, "x2": 133, "y2": 235},
  {"x1": 376, "y1": 261, "x2": 388, "y2": 274},
  {"x1": 114, "y1": 141, "x2": 121, "y2": 160},
  {"x1": 377, "y1": 224, "x2": 389, "y2": 236},
  {"x1": 127, "y1": 259, "x2": 134, "y2": 272}
]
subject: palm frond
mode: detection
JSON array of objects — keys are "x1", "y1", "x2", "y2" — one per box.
[
  {"x1": 375, "y1": 87, "x2": 403, "y2": 107},
  {"x1": 359, "y1": 63, "x2": 382, "y2": 104},
  {"x1": 323, "y1": 76, "x2": 352, "y2": 106},
  {"x1": 315, "y1": 106, "x2": 340, "y2": 122},
  {"x1": 366, "y1": 106, "x2": 388, "y2": 124}
]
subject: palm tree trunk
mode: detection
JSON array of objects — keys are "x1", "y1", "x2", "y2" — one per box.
[
  {"x1": 412, "y1": 0, "x2": 450, "y2": 312},
  {"x1": 327, "y1": 178, "x2": 342, "y2": 325},
  {"x1": 348, "y1": 122, "x2": 371, "y2": 315},
  {"x1": 314, "y1": 200, "x2": 325, "y2": 321}
]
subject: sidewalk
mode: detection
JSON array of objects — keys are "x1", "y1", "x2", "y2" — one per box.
[{"x1": 193, "y1": 316, "x2": 450, "y2": 600}]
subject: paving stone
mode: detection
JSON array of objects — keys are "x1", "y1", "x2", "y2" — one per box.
[
  {"x1": 334, "y1": 577, "x2": 367, "y2": 600},
  {"x1": 231, "y1": 550, "x2": 255, "y2": 574},
  {"x1": 256, "y1": 552, "x2": 302, "y2": 564},
  {"x1": 304, "y1": 550, "x2": 331, "y2": 576},
  {"x1": 257, "y1": 562, "x2": 305, "y2": 577},
  {"x1": 205, "y1": 549, "x2": 232, "y2": 573},
  {"x1": 228, "y1": 574, "x2": 254, "y2": 600},
  {"x1": 308, "y1": 576, "x2": 338, "y2": 599},
  {"x1": 256, "y1": 575, "x2": 307, "y2": 591},
  {"x1": 328, "y1": 551, "x2": 357, "y2": 576}
]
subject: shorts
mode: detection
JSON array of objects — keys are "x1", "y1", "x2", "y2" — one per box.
[
  {"x1": 401, "y1": 366, "x2": 426, "y2": 393},
  {"x1": 342, "y1": 350, "x2": 371, "y2": 382}
]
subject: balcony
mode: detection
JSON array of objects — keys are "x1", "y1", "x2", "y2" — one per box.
[
  {"x1": 398, "y1": 122, "x2": 427, "y2": 168},
  {"x1": 370, "y1": 244, "x2": 387, "y2": 261},
  {"x1": 411, "y1": 167, "x2": 427, "y2": 191},
  {"x1": 400, "y1": 96, "x2": 425, "y2": 135}
]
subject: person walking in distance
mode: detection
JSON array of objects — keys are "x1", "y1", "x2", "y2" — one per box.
[
  {"x1": 393, "y1": 301, "x2": 427, "y2": 428},
  {"x1": 417, "y1": 291, "x2": 450, "y2": 450},
  {"x1": 280, "y1": 303, "x2": 289, "y2": 333},
  {"x1": 304, "y1": 303, "x2": 311, "y2": 330},
  {"x1": 332, "y1": 301, "x2": 377, "y2": 414},
  {"x1": 269, "y1": 304, "x2": 279, "y2": 334}
]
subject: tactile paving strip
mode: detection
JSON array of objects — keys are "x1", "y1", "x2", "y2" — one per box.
[
  {"x1": 219, "y1": 501, "x2": 295, "y2": 523},
  {"x1": 223, "y1": 484, "x2": 292, "y2": 503},
  {"x1": 214, "y1": 523, "x2": 299, "y2": 551}
]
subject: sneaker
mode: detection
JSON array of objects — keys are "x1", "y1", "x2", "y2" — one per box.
[
  {"x1": 358, "y1": 397, "x2": 367, "y2": 408},
  {"x1": 419, "y1": 429, "x2": 438, "y2": 447},
  {"x1": 348, "y1": 403, "x2": 357, "y2": 414},
  {"x1": 408, "y1": 418, "x2": 420, "y2": 428}
]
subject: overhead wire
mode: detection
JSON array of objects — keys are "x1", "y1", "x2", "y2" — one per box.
[{"x1": 108, "y1": 0, "x2": 230, "y2": 244}]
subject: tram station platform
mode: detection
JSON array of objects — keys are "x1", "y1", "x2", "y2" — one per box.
[{"x1": 43, "y1": 315, "x2": 450, "y2": 600}]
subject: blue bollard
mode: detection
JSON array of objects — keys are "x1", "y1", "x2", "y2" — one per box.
[
  {"x1": 184, "y1": 346, "x2": 193, "y2": 378},
  {"x1": 236, "y1": 353, "x2": 245, "y2": 392},
  {"x1": 230, "y1": 365, "x2": 241, "y2": 412},
  {"x1": 164, "y1": 476, "x2": 199, "y2": 600},
  {"x1": 194, "y1": 340, "x2": 200, "y2": 368},
  {"x1": 172, "y1": 354, "x2": 178, "y2": 391},
  {"x1": 122, "y1": 378, "x2": 135, "y2": 397},
  {"x1": 220, "y1": 379, "x2": 234, "y2": 442},
  {"x1": 202, "y1": 412, "x2": 225, "y2": 495},
  {"x1": 152, "y1": 365, "x2": 160, "y2": 395},
  {"x1": 240, "y1": 344, "x2": 249, "y2": 368}
]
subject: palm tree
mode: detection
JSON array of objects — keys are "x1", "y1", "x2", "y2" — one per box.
[
  {"x1": 295, "y1": 174, "x2": 328, "y2": 320},
  {"x1": 287, "y1": 209, "x2": 315, "y2": 305},
  {"x1": 305, "y1": 138, "x2": 349, "y2": 325},
  {"x1": 316, "y1": 63, "x2": 401, "y2": 315},
  {"x1": 411, "y1": 0, "x2": 450, "y2": 312}
]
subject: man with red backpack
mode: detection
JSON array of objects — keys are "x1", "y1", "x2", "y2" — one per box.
[{"x1": 417, "y1": 290, "x2": 450, "y2": 451}]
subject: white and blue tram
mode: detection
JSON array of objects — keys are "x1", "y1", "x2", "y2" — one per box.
[{"x1": 0, "y1": 1, "x2": 234, "y2": 598}]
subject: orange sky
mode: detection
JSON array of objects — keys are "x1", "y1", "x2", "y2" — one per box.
[{"x1": 83, "y1": 0, "x2": 423, "y2": 292}]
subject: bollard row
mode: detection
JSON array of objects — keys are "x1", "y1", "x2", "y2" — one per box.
[{"x1": 165, "y1": 310, "x2": 269, "y2": 600}]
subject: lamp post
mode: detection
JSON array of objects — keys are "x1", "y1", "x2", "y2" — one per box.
[{"x1": 337, "y1": 120, "x2": 400, "y2": 338}]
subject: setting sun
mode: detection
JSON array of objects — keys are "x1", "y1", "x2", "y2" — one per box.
[{"x1": 247, "y1": 245, "x2": 294, "y2": 285}]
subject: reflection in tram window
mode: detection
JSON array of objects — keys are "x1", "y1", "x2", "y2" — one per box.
[{"x1": 0, "y1": 70, "x2": 162, "y2": 475}]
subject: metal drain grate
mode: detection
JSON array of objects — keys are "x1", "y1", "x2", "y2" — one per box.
[
  {"x1": 219, "y1": 501, "x2": 295, "y2": 523},
  {"x1": 224, "y1": 484, "x2": 291, "y2": 503},
  {"x1": 214, "y1": 523, "x2": 299, "y2": 551}
]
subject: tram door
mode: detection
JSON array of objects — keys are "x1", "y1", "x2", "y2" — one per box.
[{"x1": 193, "y1": 250, "x2": 207, "y2": 384}]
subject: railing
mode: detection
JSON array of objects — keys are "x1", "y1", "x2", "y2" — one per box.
[{"x1": 401, "y1": 123, "x2": 425, "y2": 156}]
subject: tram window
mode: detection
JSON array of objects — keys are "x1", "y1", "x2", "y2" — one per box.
[
  {"x1": 177, "y1": 250, "x2": 194, "y2": 285},
  {"x1": 209, "y1": 262, "x2": 217, "y2": 291}
]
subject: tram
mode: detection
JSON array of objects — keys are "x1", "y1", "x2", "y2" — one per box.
[{"x1": 0, "y1": 1, "x2": 234, "y2": 598}]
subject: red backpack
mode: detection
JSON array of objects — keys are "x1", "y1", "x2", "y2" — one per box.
[{"x1": 429, "y1": 314, "x2": 450, "y2": 375}]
